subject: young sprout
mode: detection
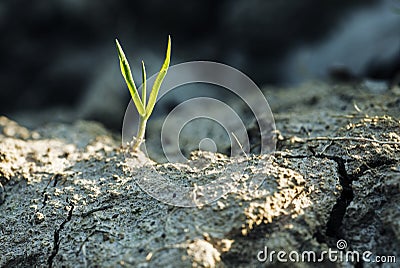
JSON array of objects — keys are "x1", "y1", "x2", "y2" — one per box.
[{"x1": 116, "y1": 36, "x2": 171, "y2": 151}]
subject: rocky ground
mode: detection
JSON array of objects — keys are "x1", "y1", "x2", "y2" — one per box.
[{"x1": 0, "y1": 81, "x2": 399, "y2": 267}]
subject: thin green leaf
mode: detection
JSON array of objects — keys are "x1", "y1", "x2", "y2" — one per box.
[
  {"x1": 141, "y1": 61, "x2": 147, "y2": 107},
  {"x1": 145, "y1": 35, "x2": 171, "y2": 119},
  {"x1": 115, "y1": 39, "x2": 145, "y2": 116}
]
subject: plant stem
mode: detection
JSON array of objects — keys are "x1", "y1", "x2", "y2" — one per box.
[{"x1": 132, "y1": 115, "x2": 147, "y2": 151}]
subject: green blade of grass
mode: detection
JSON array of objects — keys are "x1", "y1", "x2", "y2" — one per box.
[
  {"x1": 115, "y1": 39, "x2": 145, "y2": 116},
  {"x1": 141, "y1": 61, "x2": 147, "y2": 107},
  {"x1": 145, "y1": 35, "x2": 171, "y2": 120}
]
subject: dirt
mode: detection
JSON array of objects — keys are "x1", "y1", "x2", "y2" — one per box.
[{"x1": 0, "y1": 81, "x2": 399, "y2": 267}]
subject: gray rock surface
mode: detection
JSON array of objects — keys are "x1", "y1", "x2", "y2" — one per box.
[{"x1": 0, "y1": 82, "x2": 399, "y2": 267}]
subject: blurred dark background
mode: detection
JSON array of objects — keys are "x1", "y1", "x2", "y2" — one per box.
[{"x1": 1, "y1": 0, "x2": 399, "y2": 129}]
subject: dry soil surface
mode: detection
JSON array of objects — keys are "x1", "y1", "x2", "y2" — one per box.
[{"x1": 0, "y1": 81, "x2": 399, "y2": 267}]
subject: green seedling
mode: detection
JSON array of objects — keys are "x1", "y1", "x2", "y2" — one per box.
[{"x1": 116, "y1": 36, "x2": 171, "y2": 151}]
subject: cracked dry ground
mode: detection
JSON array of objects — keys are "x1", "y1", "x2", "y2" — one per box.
[{"x1": 0, "y1": 82, "x2": 399, "y2": 267}]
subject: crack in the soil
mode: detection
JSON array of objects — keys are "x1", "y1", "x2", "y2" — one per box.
[
  {"x1": 318, "y1": 154, "x2": 396, "y2": 238},
  {"x1": 314, "y1": 153, "x2": 353, "y2": 238},
  {"x1": 41, "y1": 192, "x2": 48, "y2": 209},
  {"x1": 310, "y1": 153, "x2": 362, "y2": 268},
  {"x1": 277, "y1": 150, "x2": 376, "y2": 244},
  {"x1": 81, "y1": 204, "x2": 113, "y2": 217},
  {"x1": 47, "y1": 199, "x2": 74, "y2": 268},
  {"x1": 277, "y1": 151, "x2": 354, "y2": 239},
  {"x1": 41, "y1": 174, "x2": 63, "y2": 209}
]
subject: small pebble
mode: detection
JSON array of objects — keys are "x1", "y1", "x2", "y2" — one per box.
[{"x1": 34, "y1": 212, "x2": 45, "y2": 224}]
